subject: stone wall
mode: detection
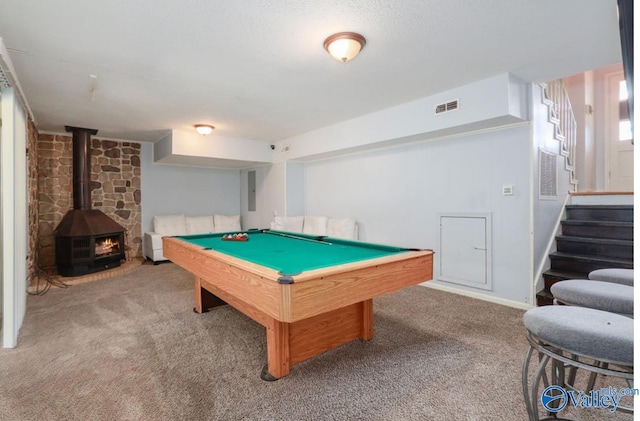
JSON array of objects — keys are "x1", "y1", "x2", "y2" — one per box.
[
  {"x1": 27, "y1": 120, "x2": 39, "y2": 276},
  {"x1": 37, "y1": 134, "x2": 142, "y2": 271}
]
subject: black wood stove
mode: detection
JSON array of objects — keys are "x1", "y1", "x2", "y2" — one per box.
[{"x1": 54, "y1": 126, "x2": 126, "y2": 277}]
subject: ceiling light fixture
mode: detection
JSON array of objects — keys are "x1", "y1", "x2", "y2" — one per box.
[
  {"x1": 194, "y1": 124, "x2": 215, "y2": 135},
  {"x1": 323, "y1": 32, "x2": 366, "y2": 62}
]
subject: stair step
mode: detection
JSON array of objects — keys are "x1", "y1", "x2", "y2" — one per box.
[
  {"x1": 543, "y1": 276, "x2": 564, "y2": 291},
  {"x1": 549, "y1": 252, "x2": 633, "y2": 274},
  {"x1": 556, "y1": 236, "x2": 633, "y2": 246},
  {"x1": 542, "y1": 269, "x2": 590, "y2": 290},
  {"x1": 540, "y1": 203, "x2": 634, "y2": 307},
  {"x1": 561, "y1": 220, "x2": 633, "y2": 240},
  {"x1": 565, "y1": 205, "x2": 633, "y2": 223},
  {"x1": 535, "y1": 290, "x2": 555, "y2": 306},
  {"x1": 555, "y1": 236, "x2": 633, "y2": 260},
  {"x1": 543, "y1": 269, "x2": 591, "y2": 281},
  {"x1": 550, "y1": 251, "x2": 633, "y2": 265}
]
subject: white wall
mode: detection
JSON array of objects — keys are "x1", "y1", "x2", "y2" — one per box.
[
  {"x1": 1, "y1": 87, "x2": 28, "y2": 348},
  {"x1": 241, "y1": 163, "x2": 285, "y2": 230},
  {"x1": 274, "y1": 73, "x2": 527, "y2": 162},
  {"x1": 582, "y1": 71, "x2": 596, "y2": 191},
  {"x1": 154, "y1": 129, "x2": 273, "y2": 168},
  {"x1": 531, "y1": 83, "x2": 574, "y2": 293},
  {"x1": 564, "y1": 71, "x2": 597, "y2": 192},
  {"x1": 285, "y1": 162, "x2": 305, "y2": 216},
  {"x1": 240, "y1": 167, "x2": 262, "y2": 230},
  {"x1": 304, "y1": 125, "x2": 533, "y2": 304},
  {"x1": 263, "y1": 163, "x2": 286, "y2": 220},
  {"x1": 140, "y1": 143, "x2": 242, "y2": 233},
  {"x1": 251, "y1": 74, "x2": 535, "y2": 305}
]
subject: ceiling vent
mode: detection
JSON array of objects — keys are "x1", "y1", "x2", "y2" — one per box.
[{"x1": 435, "y1": 99, "x2": 459, "y2": 115}]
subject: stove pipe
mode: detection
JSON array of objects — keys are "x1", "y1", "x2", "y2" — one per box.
[{"x1": 66, "y1": 125, "x2": 98, "y2": 210}]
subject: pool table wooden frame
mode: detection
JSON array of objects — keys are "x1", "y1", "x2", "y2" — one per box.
[{"x1": 163, "y1": 235, "x2": 433, "y2": 380}]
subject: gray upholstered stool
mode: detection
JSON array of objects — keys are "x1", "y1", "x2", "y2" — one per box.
[
  {"x1": 550, "y1": 279, "x2": 634, "y2": 317},
  {"x1": 522, "y1": 306, "x2": 633, "y2": 420},
  {"x1": 588, "y1": 268, "x2": 634, "y2": 286}
]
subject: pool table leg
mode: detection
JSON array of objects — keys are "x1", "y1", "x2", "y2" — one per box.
[
  {"x1": 263, "y1": 319, "x2": 290, "y2": 381},
  {"x1": 261, "y1": 299, "x2": 374, "y2": 381},
  {"x1": 194, "y1": 276, "x2": 227, "y2": 313},
  {"x1": 361, "y1": 298, "x2": 374, "y2": 340}
]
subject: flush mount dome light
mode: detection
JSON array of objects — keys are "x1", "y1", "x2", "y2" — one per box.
[
  {"x1": 194, "y1": 124, "x2": 215, "y2": 135},
  {"x1": 323, "y1": 32, "x2": 366, "y2": 62}
]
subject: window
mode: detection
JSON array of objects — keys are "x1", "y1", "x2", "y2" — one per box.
[{"x1": 618, "y1": 80, "x2": 632, "y2": 141}]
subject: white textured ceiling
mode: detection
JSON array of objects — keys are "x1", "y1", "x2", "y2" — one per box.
[{"x1": 0, "y1": 0, "x2": 622, "y2": 143}]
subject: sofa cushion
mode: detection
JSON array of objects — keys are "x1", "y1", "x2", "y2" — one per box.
[
  {"x1": 273, "y1": 216, "x2": 304, "y2": 233},
  {"x1": 153, "y1": 214, "x2": 187, "y2": 236},
  {"x1": 214, "y1": 214, "x2": 241, "y2": 233},
  {"x1": 302, "y1": 216, "x2": 328, "y2": 236},
  {"x1": 327, "y1": 217, "x2": 357, "y2": 240},
  {"x1": 186, "y1": 215, "x2": 215, "y2": 235}
]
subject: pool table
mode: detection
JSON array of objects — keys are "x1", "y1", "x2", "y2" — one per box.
[{"x1": 163, "y1": 229, "x2": 433, "y2": 380}]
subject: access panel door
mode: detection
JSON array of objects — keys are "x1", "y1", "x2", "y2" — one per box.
[{"x1": 438, "y1": 214, "x2": 492, "y2": 290}]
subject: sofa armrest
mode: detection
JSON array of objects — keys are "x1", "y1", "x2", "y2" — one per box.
[
  {"x1": 144, "y1": 231, "x2": 164, "y2": 249},
  {"x1": 143, "y1": 231, "x2": 169, "y2": 262}
]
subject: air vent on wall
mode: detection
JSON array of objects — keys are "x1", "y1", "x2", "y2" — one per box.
[
  {"x1": 0, "y1": 39, "x2": 15, "y2": 88},
  {"x1": 435, "y1": 99, "x2": 459, "y2": 115},
  {"x1": 539, "y1": 149, "x2": 557, "y2": 199},
  {"x1": 0, "y1": 66, "x2": 10, "y2": 88},
  {"x1": 0, "y1": 39, "x2": 33, "y2": 118}
]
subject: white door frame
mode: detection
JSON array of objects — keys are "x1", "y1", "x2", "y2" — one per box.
[
  {"x1": 0, "y1": 86, "x2": 28, "y2": 348},
  {"x1": 1, "y1": 87, "x2": 16, "y2": 347},
  {"x1": 604, "y1": 70, "x2": 634, "y2": 191},
  {"x1": 0, "y1": 88, "x2": 2, "y2": 338}
]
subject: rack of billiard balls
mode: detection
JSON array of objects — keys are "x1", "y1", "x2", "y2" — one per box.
[{"x1": 221, "y1": 233, "x2": 249, "y2": 241}]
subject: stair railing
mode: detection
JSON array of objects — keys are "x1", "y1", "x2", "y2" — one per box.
[{"x1": 540, "y1": 80, "x2": 578, "y2": 191}]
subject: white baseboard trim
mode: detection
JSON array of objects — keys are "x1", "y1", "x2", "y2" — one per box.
[{"x1": 419, "y1": 281, "x2": 534, "y2": 311}]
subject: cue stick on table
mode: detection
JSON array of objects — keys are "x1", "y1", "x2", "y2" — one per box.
[{"x1": 264, "y1": 230, "x2": 332, "y2": 245}]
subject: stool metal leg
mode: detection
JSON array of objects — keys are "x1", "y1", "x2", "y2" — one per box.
[
  {"x1": 523, "y1": 330, "x2": 634, "y2": 420},
  {"x1": 551, "y1": 356, "x2": 565, "y2": 389},
  {"x1": 565, "y1": 354, "x2": 579, "y2": 387},
  {"x1": 522, "y1": 345, "x2": 536, "y2": 420},
  {"x1": 523, "y1": 306, "x2": 634, "y2": 419},
  {"x1": 531, "y1": 357, "x2": 549, "y2": 421},
  {"x1": 523, "y1": 343, "x2": 568, "y2": 421},
  {"x1": 585, "y1": 362, "x2": 604, "y2": 392}
]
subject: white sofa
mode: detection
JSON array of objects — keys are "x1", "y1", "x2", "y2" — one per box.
[
  {"x1": 270, "y1": 215, "x2": 358, "y2": 240},
  {"x1": 144, "y1": 214, "x2": 241, "y2": 263}
]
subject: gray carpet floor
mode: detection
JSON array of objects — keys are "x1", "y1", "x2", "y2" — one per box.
[{"x1": 0, "y1": 263, "x2": 632, "y2": 420}]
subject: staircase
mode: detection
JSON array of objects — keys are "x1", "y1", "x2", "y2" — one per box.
[{"x1": 536, "y1": 204, "x2": 634, "y2": 306}]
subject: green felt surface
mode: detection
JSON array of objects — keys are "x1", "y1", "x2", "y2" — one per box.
[{"x1": 176, "y1": 230, "x2": 408, "y2": 274}]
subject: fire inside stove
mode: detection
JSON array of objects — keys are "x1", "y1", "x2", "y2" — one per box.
[{"x1": 95, "y1": 235, "x2": 122, "y2": 258}]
